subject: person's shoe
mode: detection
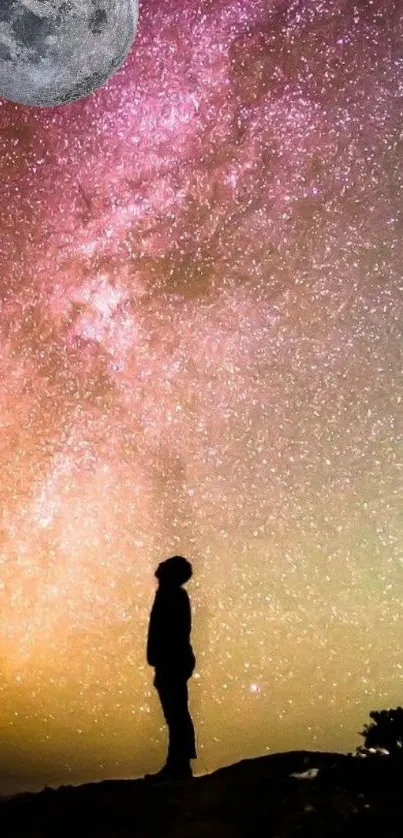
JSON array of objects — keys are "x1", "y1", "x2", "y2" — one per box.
[
  {"x1": 166, "y1": 761, "x2": 193, "y2": 781},
  {"x1": 144, "y1": 766, "x2": 172, "y2": 783},
  {"x1": 144, "y1": 762, "x2": 193, "y2": 783}
]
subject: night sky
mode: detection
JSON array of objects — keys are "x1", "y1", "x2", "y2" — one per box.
[{"x1": 0, "y1": 0, "x2": 402, "y2": 796}]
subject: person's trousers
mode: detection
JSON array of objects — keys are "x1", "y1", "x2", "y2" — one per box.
[{"x1": 154, "y1": 672, "x2": 197, "y2": 764}]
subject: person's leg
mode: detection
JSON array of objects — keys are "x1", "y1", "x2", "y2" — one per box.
[
  {"x1": 155, "y1": 675, "x2": 196, "y2": 777},
  {"x1": 165, "y1": 679, "x2": 197, "y2": 765}
]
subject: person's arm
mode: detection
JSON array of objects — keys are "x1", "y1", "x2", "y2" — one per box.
[
  {"x1": 171, "y1": 589, "x2": 191, "y2": 643},
  {"x1": 146, "y1": 603, "x2": 157, "y2": 666},
  {"x1": 146, "y1": 638, "x2": 155, "y2": 666},
  {"x1": 183, "y1": 591, "x2": 191, "y2": 640}
]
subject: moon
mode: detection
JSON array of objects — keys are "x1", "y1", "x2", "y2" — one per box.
[{"x1": 0, "y1": 0, "x2": 139, "y2": 107}]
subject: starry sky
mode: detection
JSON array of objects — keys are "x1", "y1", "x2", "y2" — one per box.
[{"x1": 0, "y1": 0, "x2": 402, "y2": 796}]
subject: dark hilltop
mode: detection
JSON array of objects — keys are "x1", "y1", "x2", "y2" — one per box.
[{"x1": 2, "y1": 749, "x2": 403, "y2": 837}]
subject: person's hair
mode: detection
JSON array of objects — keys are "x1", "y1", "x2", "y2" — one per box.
[{"x1": 155, "y1": 555, "x2": 193, "y2": 585}]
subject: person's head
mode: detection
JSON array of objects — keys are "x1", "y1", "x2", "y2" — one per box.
[{"x1": 155, "y1": 555, "x2": 193, "y2": 587}]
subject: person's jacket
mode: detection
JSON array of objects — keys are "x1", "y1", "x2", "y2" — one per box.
[{"x1": 147, "y1": 584, "x2": 195, "y2": 677}]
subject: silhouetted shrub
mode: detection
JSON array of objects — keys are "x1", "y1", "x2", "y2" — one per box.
[{"x1": 357, "y1": 707, "x2": 403, "y2": 758}]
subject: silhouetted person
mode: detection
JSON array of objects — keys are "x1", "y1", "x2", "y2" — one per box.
[{"x1": 146, "y1": 555, "x2": 196, "y2": 781}]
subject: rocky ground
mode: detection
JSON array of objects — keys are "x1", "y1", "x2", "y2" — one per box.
[{"x1": 2, "y1": 750, "x2": 403, "y2": 837}]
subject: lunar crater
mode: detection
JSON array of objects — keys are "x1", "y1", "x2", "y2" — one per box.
[{"x1": 0, "y1": 0, "x2": 138, "y2": 106}]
